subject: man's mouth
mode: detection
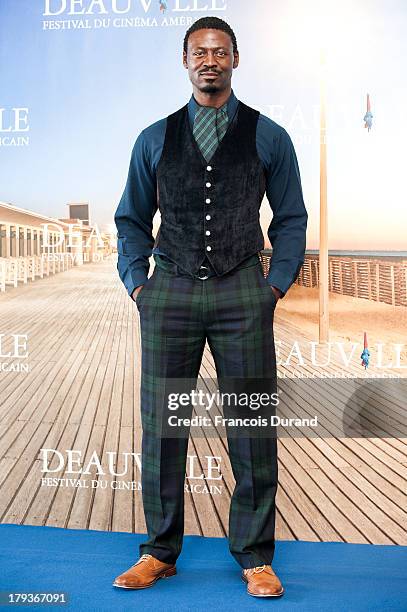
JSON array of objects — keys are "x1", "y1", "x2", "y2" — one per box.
[{"x1": 200, "y1": 72, "x2": 219, "y2": 77}]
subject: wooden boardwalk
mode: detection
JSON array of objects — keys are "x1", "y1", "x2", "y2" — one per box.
[{"x1": 0, "y1": 257, "x2": 406, "y2": 545}]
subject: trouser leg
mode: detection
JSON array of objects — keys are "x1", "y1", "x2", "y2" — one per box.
[
  {"x1": 205, "y1": 262, "x2": 278, "y2": 569},
  {"x1": 136, "y1": 269, "x2": 205, "y2": 564}
]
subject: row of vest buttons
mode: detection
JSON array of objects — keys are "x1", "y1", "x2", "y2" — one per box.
[{"x1": 205, "y1": 165, "x2": 213, "y2": 250}]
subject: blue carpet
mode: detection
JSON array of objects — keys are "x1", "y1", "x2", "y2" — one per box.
[{"x1": 0, "y1": 525, "x2": 406, "y2": 611}]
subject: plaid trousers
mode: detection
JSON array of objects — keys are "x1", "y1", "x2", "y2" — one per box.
[{"x1": 135, "y1": 254, "x2": 278, "y2": 569}]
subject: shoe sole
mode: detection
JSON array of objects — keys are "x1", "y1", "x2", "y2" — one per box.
[
  {"x1": 241, "y1": 575, "x2": 284, "y2": 597},
  {"x1": 113, "y1": 567, "x2": 177, "y2": 589}
]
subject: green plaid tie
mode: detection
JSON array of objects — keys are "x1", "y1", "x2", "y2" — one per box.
[{"x1": 192, "y1": 104, "x2": 228, "y2": 162}]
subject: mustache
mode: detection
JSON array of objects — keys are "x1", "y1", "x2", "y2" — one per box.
[{"x1": 199, "y1": 70, "x2": 220, "y2": 75}]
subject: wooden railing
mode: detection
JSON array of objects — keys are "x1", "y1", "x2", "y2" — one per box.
[
  {"x1": 0, "y1": 254, "x2": 75, "y2": 293},
  {"x1": 260, "y1": 251, "x2": 407, "y2": 307}
]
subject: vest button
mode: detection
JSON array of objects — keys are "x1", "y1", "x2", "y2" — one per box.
[
  {"x1": 206, "y1": 198, "x2": 211, "y2": 204},
  {"x1": 206, "y1": 182, "x2": 211, "y2": 188},
  {"x1": 206, "y1": 230, "x2": 211, "y2": 236},
  {"x1": 206, "y1": 214, "x2": 211, "y2": 220},
  {"x1": 206, "y1": 245, "x2": 212, "y2": 251},
  {"x1": 207, "y1": 165, "x2": 212, "y2": 171}
]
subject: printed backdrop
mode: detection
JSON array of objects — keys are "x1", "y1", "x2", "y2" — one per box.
[{"x1": 0, "y1": 0, "x2": 406, "y2": 546}]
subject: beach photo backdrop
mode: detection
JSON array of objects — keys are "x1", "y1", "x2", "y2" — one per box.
[{"x1": 0, "y1": 0, "x2": 406, "y2": 545}]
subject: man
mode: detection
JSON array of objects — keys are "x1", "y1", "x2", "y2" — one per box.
[{"x1": 113, "y1": 16, "x2": 307, "y2": 598}]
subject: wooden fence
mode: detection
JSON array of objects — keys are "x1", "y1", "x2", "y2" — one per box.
[
  {"x1": 260, "y1": 252, "x2": 407, "y2": 307},
  {"x1": 0, "y1": 254, "x2": 75, "y2": 293}
]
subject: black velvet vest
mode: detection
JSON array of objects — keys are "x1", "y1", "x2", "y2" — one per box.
[{"x1": 155, "y1": 100, "x2": 267, "y2": 275}]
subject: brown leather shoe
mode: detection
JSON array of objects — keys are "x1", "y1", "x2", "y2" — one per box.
[
  {"x1": 113, "y1": 553, "x2": 177, "y2": 589},
  {"x1": 242, "y1": 564, "x2": 284, "y2": 597}
]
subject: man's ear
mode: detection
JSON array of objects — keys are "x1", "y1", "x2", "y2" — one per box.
[
  {"x1": 183, "y1": 50, "x2": 188, "y2": 69},
  {"x1": 233, "y1": 52, "x2": 239, "y2": 69}
]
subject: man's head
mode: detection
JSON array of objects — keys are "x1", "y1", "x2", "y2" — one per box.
[{"x1": 183, "y1": 17, "x2": 239, "y2": 95}]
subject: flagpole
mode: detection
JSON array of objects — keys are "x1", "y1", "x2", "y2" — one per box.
[{"x1": 319, "y1": 48, "x2": 329, "y2": 342}]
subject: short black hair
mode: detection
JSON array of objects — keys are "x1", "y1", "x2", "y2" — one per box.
[{"x1": 183, "y1": 16, "x2": 238, "y2": 55}]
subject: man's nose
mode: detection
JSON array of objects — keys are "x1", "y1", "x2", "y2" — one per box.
[{"x1": 203, "y1": 51, "x2": 219, "y2": 65}]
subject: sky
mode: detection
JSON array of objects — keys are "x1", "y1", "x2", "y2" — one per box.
[{"x1": 0, "y1": 0, "x2": 406, "y2": 250}]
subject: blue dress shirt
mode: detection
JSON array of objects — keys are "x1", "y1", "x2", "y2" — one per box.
[{"x1": 114, "y1": 89, "x2": 308, "y2": 298}]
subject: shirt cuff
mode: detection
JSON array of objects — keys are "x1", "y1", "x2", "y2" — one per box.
[
  {"x1": 123, "y1": 267, "x2": 148, "y2": 297},
  {"x1": 266, "y1": 269, "x2": 294, "y2": 298}
]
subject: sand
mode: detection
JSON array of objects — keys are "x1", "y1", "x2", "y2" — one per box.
[{"x1": 277, "y1": 284, "x2": 407, "y2": 376}]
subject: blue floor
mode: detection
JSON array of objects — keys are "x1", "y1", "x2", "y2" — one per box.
[{"x1": 0, "y1": 524, "x2": 406, "y2": 611}]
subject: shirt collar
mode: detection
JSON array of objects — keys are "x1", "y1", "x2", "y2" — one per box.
[{"x1": 188, "y1": 88, "x2": 239, "y2": 129}]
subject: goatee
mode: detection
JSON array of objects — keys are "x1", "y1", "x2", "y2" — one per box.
[{"x1": 200, "y1": 84, "x2": 220, "y2": 94}]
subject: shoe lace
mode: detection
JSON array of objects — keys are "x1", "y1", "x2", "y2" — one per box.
[
  {"x1": 244, "y1": 564, "x2": 267, "y2": 576},
  {"x1": 133, "y1": 553, "x2": 152, "y2": 567}
]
